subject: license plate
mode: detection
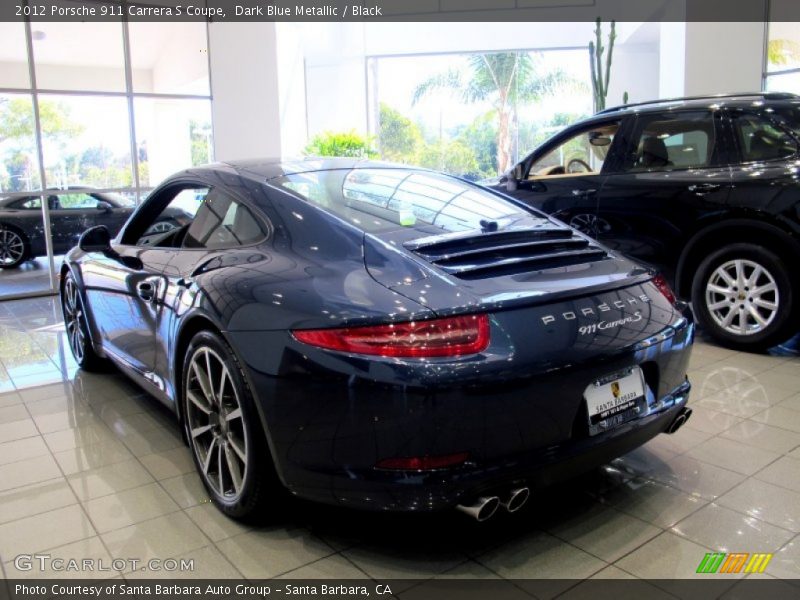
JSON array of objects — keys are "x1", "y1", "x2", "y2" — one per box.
[{"x1": 584, "y1": 367, "x2": 646, "y2": 435}]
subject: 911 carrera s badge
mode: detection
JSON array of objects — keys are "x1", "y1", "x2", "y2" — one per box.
[
  {"x1": 540, "y1": 294, "x2": 652, "y2": 327},
  {"x1": 578, "y1": 311, "x2": 643, "y2": 335}
]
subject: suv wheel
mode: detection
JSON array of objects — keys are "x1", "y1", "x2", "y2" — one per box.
[{"x1": 691, "y1": 243, "x2": 797, "y2": 351}]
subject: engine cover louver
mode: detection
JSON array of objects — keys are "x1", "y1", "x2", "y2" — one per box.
[{"x1": 405, "y1": 228, "x2": 609, "y2": 280}]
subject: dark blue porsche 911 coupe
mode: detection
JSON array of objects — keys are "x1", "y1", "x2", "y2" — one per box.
[{"x1": 61, "y1": 159, "x2": 694, "y2": 521}]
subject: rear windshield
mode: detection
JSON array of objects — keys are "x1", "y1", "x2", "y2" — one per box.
[{"x1": 271, "y1": 168, "x2": 535, "y2": 233}]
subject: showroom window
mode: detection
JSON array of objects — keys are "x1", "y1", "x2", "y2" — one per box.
[
  {"x1": 366, "y1": 48, "x2": 593, "y2": 181},
  {"x1": 764, "y1": 2, "x2": 800, "y2": 93},
  {"x1": 0, "y1": 7, "x2": 213, "y2": 299}
]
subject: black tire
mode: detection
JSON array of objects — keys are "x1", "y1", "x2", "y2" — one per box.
[
  {"x1": 182, "y1": 330, "x2": 278, "y2": 521},
  {"x1": 0, "y1": 225, "x2": 30, "y2": 269},
  {"x1": 60, "y1": 272, "x2": 109, "y2": 371},
  {"x1": 691, "y1": 243, "x2": 797, "y2": 352}
]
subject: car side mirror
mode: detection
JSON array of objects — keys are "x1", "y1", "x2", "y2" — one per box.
[
  {"x1": 96, "y1": 200, "x2": 112, "y2": 212},
  {"x1": 79, "y1": 226, "x2": 111, "y2": 253}
]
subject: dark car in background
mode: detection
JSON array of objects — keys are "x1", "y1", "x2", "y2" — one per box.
[
  {"x1": 0, "y1": 188, "x2": 193, "y2": 268},
  {"x1": 61, "y1": 159, "x2": 693, "y2": 520},
  {"x1": 493, "y1": 92, "x2": 800, "y2": 351}
]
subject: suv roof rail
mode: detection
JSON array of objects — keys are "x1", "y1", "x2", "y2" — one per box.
[{"x1": 597, "y1": 92, "x2": 800, "y2": 115}]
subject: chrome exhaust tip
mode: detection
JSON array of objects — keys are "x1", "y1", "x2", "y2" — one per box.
[
  {"x1": 501, "y1": 487, "x2": 530, "y2": 513},
  {"x1": 667, "y1": 415, "x2": 685, "y2": 434},
  {"x1": 666, "y1": 407, "x2": 693, "y2": 434},
  {"x1": 456, "y1": 496, "x2": 500, "y2": 522}
]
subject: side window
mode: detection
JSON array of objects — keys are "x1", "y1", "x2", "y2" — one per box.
[
  {"x1": 528, "y1": 122, "x2": 620, "y2": 179},
  {"x1": 13, "y1": 197, "x2": 41, "y2": 209},
  {"x1": 624, "y1": 111, "x2": 716, "y2": 172},
  {"x1": 53, "y1": 193, "x2": 100, "y2": 210},
  {"x1": 128, "y1": 186, "x2": 208, "y2": 247},
  {"x1": 183, "y1": 189, "x2": 265, "y2": 250},
  {"x1": 731, "y1": 112, "x2": 798, "y2": 163}
]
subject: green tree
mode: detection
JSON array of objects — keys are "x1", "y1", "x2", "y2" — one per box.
[
  {"x1": 415, "y1": 139, "x2": 479, "y2": 178},
  {"x1": 413, "y1": 52, "x2": 581, "y2": 173},
  {"x1": 0, "y1": 98, "x2": 83, "y2": 191},
  {"x1": 768, "y1": 38, "x2": 800, "y2": 70},
  {"x1": 453, "y1": 111, "x2": 498, "y2": 178},
  {"x1": 304, "y1": 130, "x2": 378, "y2": 158},
  {"x1": 0, "y1": 97, "x2": 83, "y2": 145},
  {"x1": 378, "y1": 103, "x2": 424, "y2": 161},
  {"x1": 190, "y1": 119, "x2": 213, "y2": 165}
]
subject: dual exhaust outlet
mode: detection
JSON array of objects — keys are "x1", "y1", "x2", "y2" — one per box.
[
  {"x1": 458, "y1": 407, "x2": 692, "y2": 521},
  {"x1": 666, "y1": 407, "x2": 693, "y2": 434},
  {"x1": 456, "y1": 487, "x2": 530, "y2": 522}
]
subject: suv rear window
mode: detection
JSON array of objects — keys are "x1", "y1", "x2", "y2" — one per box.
[
  {"x1": 731, "y1": 110, "x2": 799, "y2": 162},
  {"x1": 273, "y1": 168, "x2": 538, "y2": 234}
]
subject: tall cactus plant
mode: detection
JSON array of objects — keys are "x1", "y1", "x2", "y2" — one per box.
[{"x1": 589, "y1": 18, "x2": 617, "y2": 112}]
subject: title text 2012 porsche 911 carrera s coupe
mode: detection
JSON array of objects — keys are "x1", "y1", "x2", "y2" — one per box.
[{"x1": 61, "y1": 159, "x2": 694, "y2": 521}]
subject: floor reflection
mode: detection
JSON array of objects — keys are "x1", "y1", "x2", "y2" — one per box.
[{"x1": 0, "y1": 296, "x2": 798, "y2": 583}]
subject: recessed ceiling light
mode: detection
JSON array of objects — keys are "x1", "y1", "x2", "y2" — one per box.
[{"x1": 32, "y1": 30, "x2": 46, "y2": 41}]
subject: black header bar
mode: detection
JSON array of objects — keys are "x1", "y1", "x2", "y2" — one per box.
[{"x1": 2, "y1": 0, "x2": 800, "y2": 22}]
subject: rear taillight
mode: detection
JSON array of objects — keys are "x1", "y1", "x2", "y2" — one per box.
[
  {"x1": 375, "y1": 452, "x2": 469, "y2": 471},
  {"x1": 652, "y1": 274, "x2": 677, "y2": 305},
  {"x1": 292, "y1": 314, "x2": 490, "y2": 358}
]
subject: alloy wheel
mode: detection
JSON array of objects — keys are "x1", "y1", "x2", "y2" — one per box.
[
  {"x1": 705, "y1": 259, "x2": 779, "y2": 336},
  {"x1": 63, "y1": 277, "x2": 86, "y2": 362},
  {"x1": 0, "y1": 229, "x2": 25, "y2": 266},
  {"x1": 186, "y1": 346, "x2": 248, "y2": 501}
]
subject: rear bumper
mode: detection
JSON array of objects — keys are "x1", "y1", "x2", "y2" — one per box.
[{"x1": 242, "y1": 309, "x2": 694, "y2": 512}]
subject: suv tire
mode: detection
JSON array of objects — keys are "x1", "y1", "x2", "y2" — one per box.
[{"x1": 691, "y1": 243, "x2": 797, "y2": 351}]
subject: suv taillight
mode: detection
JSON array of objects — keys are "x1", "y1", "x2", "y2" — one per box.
[
  {"x1": 652, "y1": 274, "x2": 677, "y2": 305},
  {"x1": 292, "y1": 314, "x2": 490, "y2": 358}
]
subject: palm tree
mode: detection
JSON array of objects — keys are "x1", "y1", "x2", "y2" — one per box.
[{"x1": 413, "y1": 52, "x2": 581, "y2": 173}]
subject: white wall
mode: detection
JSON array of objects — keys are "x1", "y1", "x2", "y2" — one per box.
[
  {"x1": 658, "y1": 22, "x2": 686, "y2": 97},
  {"x1": 683, "y1": 22, "x2": 765, "y2": 95},
  {"x1": 608, "y1": 43, "x2": 660, "y2": 107},
  {"x1": 275, "y1": 24, "x2": 308, "y2": 156},
  {"x1": 209, "y1": 22, "x2": 283, "y2": 161}
]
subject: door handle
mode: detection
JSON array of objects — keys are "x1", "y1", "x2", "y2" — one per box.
[
  {"x1": 571, "y1": 189, "x2": 597, "y2": 198},
  {"x1": 136, "y1": 280, "x2": 157, "y2": 303},
  {"x1": 688, "y1": 183, "x2": 721, "y2": 196}
]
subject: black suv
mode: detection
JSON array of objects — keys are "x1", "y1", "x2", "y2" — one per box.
[{"x1": 492, "y1": 92, "x2": 800, "y2": 351}]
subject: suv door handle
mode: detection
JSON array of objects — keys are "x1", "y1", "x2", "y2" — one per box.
[
  {"x1": 688, "y1": 183, "x2": 721, "y2": 196},
  {"x1": 571, "y1": 189, "x2": 597, "y2": 198},
  {"x1": 136, "y1": 280, "x2": 157, "y2": 303}
]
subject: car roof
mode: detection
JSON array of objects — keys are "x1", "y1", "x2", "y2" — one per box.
[
  {"x1": 189, "y1": 157, "x2": 431, "y2": 182},
  {"x1": 596, "y1": 92, "x2": 800, "y2": 117}
]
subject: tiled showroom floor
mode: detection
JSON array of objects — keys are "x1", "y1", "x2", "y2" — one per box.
[{"x1": 0, "y1": 295, "x2": 798, "y2": 592}]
